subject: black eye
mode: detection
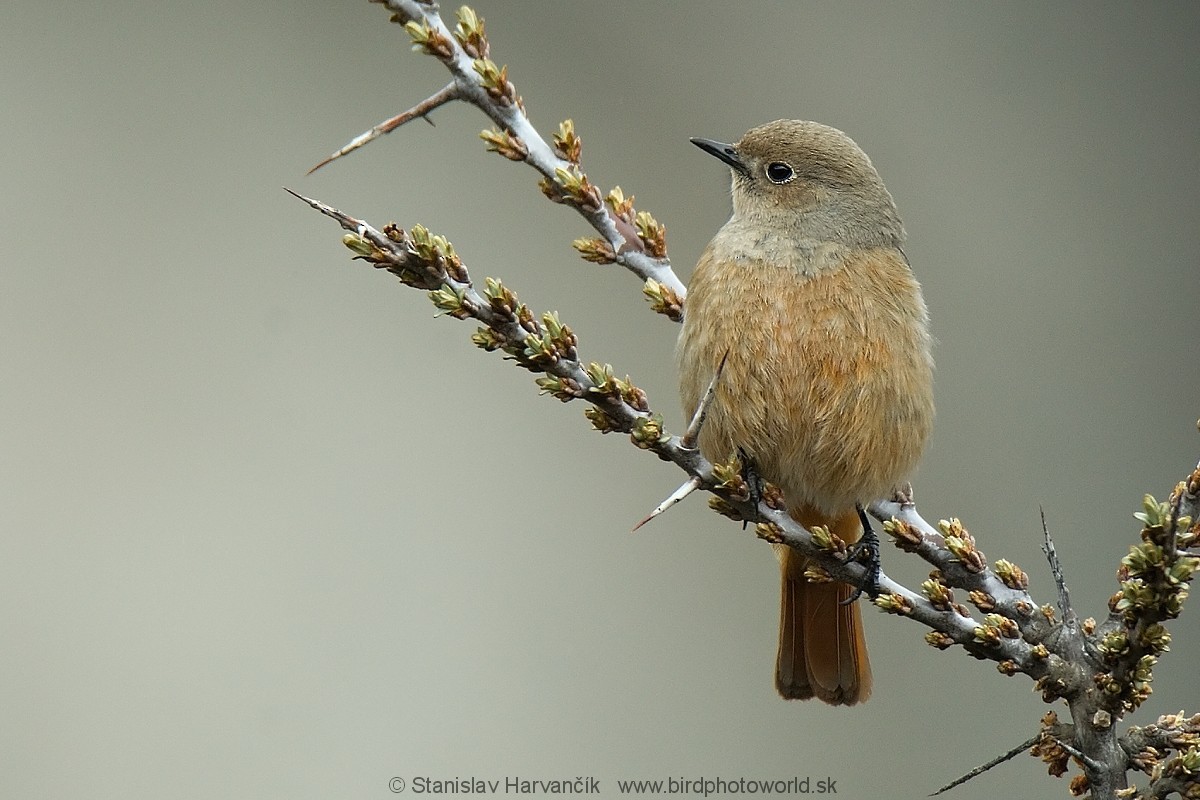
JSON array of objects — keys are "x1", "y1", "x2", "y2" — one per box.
[{"x1": 765, "y1": 162, "x2": 795, "y2": 184}]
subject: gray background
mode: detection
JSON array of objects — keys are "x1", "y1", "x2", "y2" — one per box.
[{"x1": 3, "y1": 2, "x2": 1198, "y2": 798}]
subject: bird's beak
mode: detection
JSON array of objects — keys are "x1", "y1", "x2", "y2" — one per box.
[{"x1": 690, "y1": 137, "x2": 747, "y2": 174}]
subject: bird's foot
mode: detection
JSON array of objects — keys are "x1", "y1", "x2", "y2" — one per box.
[
  {"x1": 737, "y1": 447, "x2": 764, "y2": 528},
  {"x1": 842, "y1": 503, "x2": 881, "y2": 603}
]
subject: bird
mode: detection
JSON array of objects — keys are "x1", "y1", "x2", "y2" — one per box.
[{"x1": 677, "y1": 120, "x2": 934, "y2": 705}]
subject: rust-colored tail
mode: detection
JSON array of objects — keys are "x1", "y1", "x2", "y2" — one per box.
[{"x1": 774, "y1": 509, "x2": 872, "y2": 705}]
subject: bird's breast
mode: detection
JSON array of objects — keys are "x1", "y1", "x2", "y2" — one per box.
[{"x1": 677, "y1": 243, "x2": 934, "y2": 514}]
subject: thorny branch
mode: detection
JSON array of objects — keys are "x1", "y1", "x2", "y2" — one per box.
[
  {"x1": 312, "y1": 0, "x2": 685, "y2": 302},
  {"x1": 295, "y1": 4, "x2": 1200, "y2": 798}
]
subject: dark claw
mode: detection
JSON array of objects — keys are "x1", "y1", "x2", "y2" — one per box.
[
  {"x1": 842, "y1": 503, "x2": 882, "y2": 603},
  {"x1": 737, "y1": 447, "x2": 763, "y2": 528}
]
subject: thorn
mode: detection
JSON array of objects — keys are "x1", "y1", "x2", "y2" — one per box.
[
  {"x1": 929, "y1": 734, "x2": 1039, "y2": 796},
  {"x1": 284, "y1": 188, "x2": 371, "y2": 235},
  {"x1": 681, "y1": 351, "x2": 728, "y2": 450},
  {"x1": 633, "y1": 476, "x2": 701, "y2": 531},
  {"x1": 1054, "y1": 737, "x2": 1105, "y2": 773},
  {"x1": 1041, "y1": 507, "x2": 1075, "y2": 625},
  {"x1": 284, "y1": 186, "x2": 331, "y2": 212},
  {"x1": 307, "y1": 82, "x2": 460, "y2": 174}
]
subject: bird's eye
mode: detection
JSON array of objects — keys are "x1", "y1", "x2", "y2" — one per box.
[{"x1": 765, "y1": 162, "x2": 795, "y2": 184}]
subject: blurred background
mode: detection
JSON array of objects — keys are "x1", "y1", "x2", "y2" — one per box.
[{"x1": 3, "y1": 2, "x2": 1197, "y2": 798}]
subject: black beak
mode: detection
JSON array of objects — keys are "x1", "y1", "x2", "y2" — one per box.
[{"x1": 690, "y1": 137, "x2": 746, "y2": 173}]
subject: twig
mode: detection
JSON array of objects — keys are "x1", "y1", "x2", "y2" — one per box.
[
  {"x1": 308, "y1": 83, "x2": 460, "y2": 174},
  {"x1": 930, "y1": 733, "x2": 1039, "y2": 796}
]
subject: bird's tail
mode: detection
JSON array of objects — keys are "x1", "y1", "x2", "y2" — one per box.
[{"x1": 773, "y1": 507, "x2": 872, "y2": 705}]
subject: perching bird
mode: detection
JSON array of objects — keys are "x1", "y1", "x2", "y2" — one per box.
[{"x1": 678, "y1": 120, "x2": 934, "y2": 705}]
